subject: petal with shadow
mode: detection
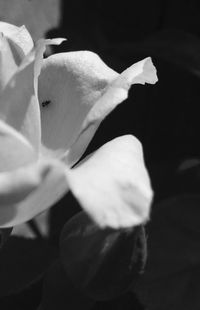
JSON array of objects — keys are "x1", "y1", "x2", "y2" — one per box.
[
  {"x1": 38, "y1": 52, "x2": 157, "y2": 166},
  {"x1": 0, "y1": 159, "x2": 69, "y2": 228},
  {"x1": 38, "y1": 51, "x2": 117, "y2": 159},
  {"x1": 0, "y1": 50, "x2": 41, "y2": 151},
  {"x1": 0, "y1": 120, "x2": 36, "y2": 172},
  {"x1": 0, "y1": 21, "x2": 33, "y2": 63},
  {"x1": 66, "y1": 58, "x2": 157, "y2": 166},
  {"x1": 0, "y1": 33, "x2": 18, "y2": 91},
  {"x1": 0, "y1": 38, "x2": 66, "y2": 151},
  {"x1": 67, "y1": 135, "x2": 153, "y2": 229}
]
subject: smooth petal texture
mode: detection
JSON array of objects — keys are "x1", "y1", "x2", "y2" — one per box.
[
  {"x1": 66, "y1": 135, "x2": 153, "y2": 229},
  {"x1": 0, "y1": 49, "x2": 41, "y2": 151},
  {"x1": 0, "y1": 120, "x2": 36, "y2": 172},
  {"x1": 38, "y1": 51, "x2": 117, "y2": 158},
  {"x1": 66, "y1": 57, "x2": 158, "y2": 166},
  {"x1": 38, "y1": 52, "x2": 157, "y2": 165},
  {"x1": 0, "y1": 0, "x2": 61, "y2": 42},
  {"x1": 0, "y1": 21, "x2": 33, "y2": 63},
  {"x1": 34, "y1": 38, "x2": 66, "y2": 92},
  {"x1": 0, "y1": 161, "x2": 51, "y2": 205},
  {"x1": 0, "y1": 33, "x2": 18, "y2": 91},
  {"x1": 0, "y1": 159, "x2": 69, "y2": 228},
  {"x1": 0, "y1": 37, "x2": 64, "y2": 151},
  {"x1": 0, "y1": 38, "x2": 64, "y2": 151}
]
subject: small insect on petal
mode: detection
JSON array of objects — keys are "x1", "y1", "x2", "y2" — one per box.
[{"x1": 42, "y1": 100, "x2": 51, "y2": 107}]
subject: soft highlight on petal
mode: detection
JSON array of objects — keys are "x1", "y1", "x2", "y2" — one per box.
[
  {"x1": 0, "y1": 50, "x2": 41, "y2": 151},
  {"x1": 0, "y1": 120, "x2": 36, "y2": 172},
  {"x1": 34, "y1": 38, "x2": 66, "y2": 94},
  {"x1": 65, "y1": 57, "x2": 157, "y2": 166},
  {"x1": 0, "y1": 159, "x2": 70, "y2": 228},
  {"x1": 38, "y1": 52, "x2": 157, "y2": 166},
  {"x1": 80, "y1": 57, "x2": 158, "y2": 128},
  {"x1": 38, "y1": 51, "x2": 117, "y2": 160},
  {"x1": 0, "y1": 161, "x2": 50, "y2": 205},
  {"x1": 116, "y1": 57, "x2": 158, "y2": 88},
  {"x1": 66, "y1": 135, "x2": 153, "y2": 229},
  {"x1": 0, "y1": 38, "x2": 64, "y2": 151},
  {"x1": 0, "y1": 21, "x2": 33, "y2": 63},
  {"x1": 0, "y1": 33, "x2": 18, "y2": 91}
]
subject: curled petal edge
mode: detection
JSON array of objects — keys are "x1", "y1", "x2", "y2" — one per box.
[
  {"x1": 0, "y1": 21, "x2": 34, "y2": 62},
  {"x1": 64, "y1": 57, "x2": 157, "y2": 166},
  {"x1": 0, "y1": 37, "x2": 66, "y2": 153}
]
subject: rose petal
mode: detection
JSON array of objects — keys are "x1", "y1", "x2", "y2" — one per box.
[
  {"x1": 66, "y1": 135, "x2": 153, "y2": 229},
  {"x1": 38, "y1": 51, "x2": 117, "y2": 159},
  {"x1": 0, "y1": 159, "x2": 69, "y2": 227},
  {"x1": 0, "y1": 135, "x2": 153, "y2": 228},
  {"x1": 34, "y1": 38, "x2": 66, "y2": 89},
  {"x1": 0, "y1": 21, "x2": 33, "y2": 63},
  {"x1": 0, "y1": 32, "x2": 18, "y2": 91},
  {"x1": 0, "y1": 37, "x2": 65, "y2": 152},
  {"x1": 38, "y1": 52, "x2": 157, "y2": 165},
  {"x1": 0, "y1": 120, "x2": 36, "y2": 172},
  {"x1": 65, "y1": 57, "x2": 158, "y2": 166},
  {"x1": 0, "y1": 49, "x2": 41, "y2": 151}
]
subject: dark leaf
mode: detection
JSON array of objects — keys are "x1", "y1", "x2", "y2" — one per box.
[
  {"x1": 93, "y1": 291, "x2": 144, "y2": 310},
  {"x1": 40, "y1": 259, "x2": 94, "y2": 310},
  {"x1": 148, "y1": 159, "x2": 200, "y2": 203},
  {"x1": 0, "y1": 236, "x2": 57, "y2": 297},
  {"x1": 135, "y1": 195, "x2": 200, "y2": 310},
  {"x1": 0, "y1": 227, "x2": 12, "y2": 249},
  {"x1": 60, "y1": 211, "x2": 146, "y2": 301},
  {"x1": 0, "y1": 278, "x2": 43, "y2": 310}
]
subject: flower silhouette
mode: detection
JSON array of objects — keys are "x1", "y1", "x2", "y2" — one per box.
[{"x1": 0, "y1": 22, "x2": 157, "y2": 229}]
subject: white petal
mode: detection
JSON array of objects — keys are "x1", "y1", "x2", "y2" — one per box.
[
  {"x1": 0, "y1": 33, "x2": 18, "y2": 91},
  {"x1": 0, "y1": 159, "x2": 69, "y2": 227},
  {"x1": 65, "y1": 58, "x2": 157, "y2": 166},
  {"x1": 38, "y1": 52, "x2": 157, "y2": 166},
  {"x1": 0, "y1": 37, "x2": 66, "y2": 152},
  {"x1": 66, "y1": 135, "x2": 153, "y2": 229},
  {"x1": 0, "y1": 21, "x2": 33, "y2": 62},
  {"x1": 0, "y1": 120, "x2": 36, "y2": 172},
  {"x1": 0, "y1": 50, "x2": 41, "y2": 151},
  {"x1": 38, "y1": 51, "x2": 117, "y2": 159},
  {"x1": 34, "y1": 38, "x2": 66, "y2": 91}
]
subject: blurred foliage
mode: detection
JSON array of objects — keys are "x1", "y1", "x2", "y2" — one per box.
[
  {"x1": 40, "y1": 259, "x2": 95, "y2": 310},
  {"x1": 60, "y1": 211, "x2": 146, "y2": 301},
  {"x1": 135, "y1": 193, "x2": 200, "y2": 310},
  {"x1": 0, "y1": 228, "x2": 12, "y2": 249},
  {"x1": 0, "y1": 237, "x2": 57, "y2": 297},
  {"x1": 133, "y1": 161, "x2": 200, "y2": 309}
]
